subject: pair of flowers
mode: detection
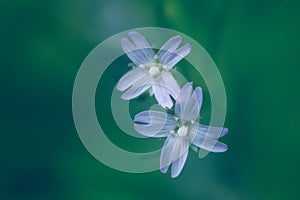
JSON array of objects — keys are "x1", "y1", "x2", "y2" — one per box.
[{"x1": 117, "y1": 32, "x2": 228, "y2": 178}]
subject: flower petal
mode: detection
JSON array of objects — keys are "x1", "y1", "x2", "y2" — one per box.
[
  {"x1": 152, "y1": 84, "x2": 173, "y2": 109},
  {"x1": 194, "y1": 87, "x2": 203, "y2": 111},
  {"x1": 117, "y1": 68, "x2": 149, "y2": 91},
  {"x1": 128, "y1": 32, "x2": 152, "y2": 49},
  {"x1": 175, "y1": 82, "x2": 200, "y2": 121},
  {"x1": 182, "y1": 86, "x2": 201, "y2": 121},
  {"x1": 121, "y1": 38, "x2": 147, "y2": 65},
  {"x1": 157, "y1": 36, "x2": 182, "y2": 65},
  {"x1": 175, "y1": 82, "x2": 193, "y2": 116},
  {"x1": 120, "y1": 76, "x2": 152, "y2": 100},
  {"x1": 189, "y1": 123, "x2": 228, "y2": 152},
  {"x1": 161, "y1": 43, "x2": 191, "y2": 69},
  {"x1": 195, "y1": 124, "x2": 229, "y2": 138},
  {"x1": 159, "y1": 36, "x2": 182, "y2": 52},
  {"x1": 171, "y1": 149, "x2": 188, "y2": 178},
  {"x1": 160, "y1": 135, "x2": 190, "y2": 175},
  {"x1": 128, "y1": 31, "x2": 156, "y2": 64},
  {"x1": 150, "y1": 71, "x2": 181, "y2": 109},
  {"x1": 134, "y1": 111, "x2": 176, "y2": 138},
  {"x1": 159, "y1": 71, "x2": 181, "y2": 99},
  {"x1": 160, "y1": 166, "x2": 169, "y2": 174}
]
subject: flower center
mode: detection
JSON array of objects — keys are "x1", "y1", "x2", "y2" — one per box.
[
  {"x1": 177, "y1": 125, "x2": 189, "y2": 137},
  {"x1": 148, "y1": 66, "x2": 161, "y2": 78}
]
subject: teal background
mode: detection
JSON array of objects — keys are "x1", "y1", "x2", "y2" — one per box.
[{"x1": 1, "y1": 0, "x2": 299, "y2": 199}]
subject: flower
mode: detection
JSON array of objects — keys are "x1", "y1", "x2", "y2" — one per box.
[
  {"x1": 133, "y1": 82, "x2": 228, "y2": 178},
  {"x1": 117, "y1": 31, "x2": 191, "y2": 108}
]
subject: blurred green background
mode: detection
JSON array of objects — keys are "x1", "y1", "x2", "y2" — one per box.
[{"x1": 1, "y1": 0, "x2": 300, "y2": 199}]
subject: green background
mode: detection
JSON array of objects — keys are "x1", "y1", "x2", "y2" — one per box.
[{"x1": 1, "y1": 0, "x2": 299, "y2": 199}]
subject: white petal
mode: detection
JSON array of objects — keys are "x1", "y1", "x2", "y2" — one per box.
[
  {"x1": 194, "y1": 87, "x2": 203, "y2": 112},
  {"x1": 189, "y1": 123, "x2": 228, "y2": 152},
  {"x1": 157, "y1": 36, "x2": 182, "y2": 65},
  {"x1": 171, "y1": 149, "x2": 188, "y2": 178},
  {"x1": 121, "y1": 38, "x2": 147, "y2": 65},
  {"x1": 175, "y1": 82, "x2": 198, "y2": 121},
  {"x1": 134, "y1": 111, "x2": 176, "y2": 125},
  {"x1": 117, "y1": 68, "x2": 149, "y2": 91},
  {"x1": 152, "y1": 84, "x2": 173, "y2": 109},
  {"x1": 121, "y1": 84, "x2": 151, "y2": 100},
  {"x1": 134, "y1": 111, "x2": 176, "y2": 138},
  {"x1": 128, "y1": 31, "x2": 152, "y2": 49},
  {"x1": 182, "y1": 86, "x2": 200, "y2": 121},
  {"x1": 121, "y1": 76, "x2": 152, "y2": 100},
  {"x1": 160, "y1": 135, "x2": 190, "y2": 174},
  {"x1": 128, "y1": 32, "x2": 155, "y2": 64},
  {"x1": 195, "y1": 123, "x2": 229, "y2": 138},
  {"x1": 162, "y1": 43, "x2": 191, "y2": 69},
  {"x1": 151, "y1": 71, "x2": 180, "y2": 109},
  {"x1": 159, "y1": 36, "x2": 182, "y2": 52},
  {"x1": 160, "y1": 166, "x2": 169, "y2": 174},
  {"x1": 159, "y1": 71, "x2": 181, "y2": 99}
]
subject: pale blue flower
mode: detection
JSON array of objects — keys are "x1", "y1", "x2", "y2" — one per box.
[
  {"x1": 134, "y1": 82, "x2": 228, "y2": 178},
  {"x1": 117, "y1": 31, "x2": 191, "y2": 108}
]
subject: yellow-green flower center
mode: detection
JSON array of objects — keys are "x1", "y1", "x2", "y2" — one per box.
[
  {"x1": 148, "y1": 66, "x2": 161, "y2": 77},
  {"x1": 177, "y1": 125, "x2": 189, "y2": 137},
  {"x1": 140, "y1": 62, "x2": 166, "y2": 78}
]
